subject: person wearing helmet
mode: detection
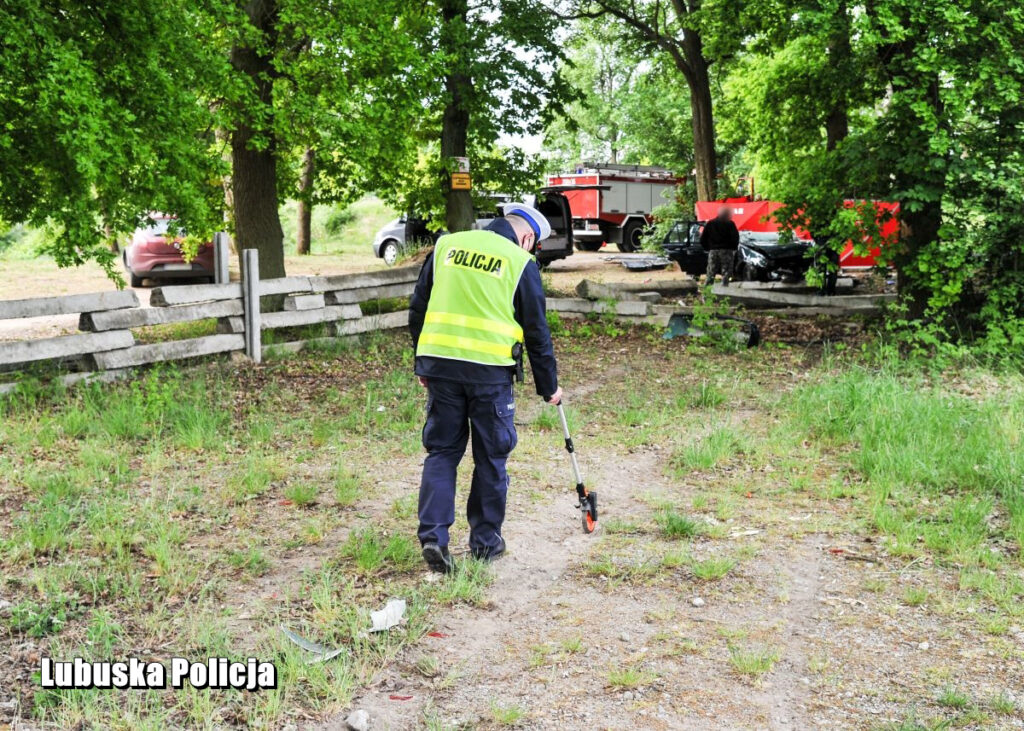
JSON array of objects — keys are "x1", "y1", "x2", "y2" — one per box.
[{"x1": 408, "y1": 203, "x2": 562, "y2": 573}]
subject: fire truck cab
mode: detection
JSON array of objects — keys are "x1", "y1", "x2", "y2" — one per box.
[{"x1": 547, "y1": 163, "x2": 684, "y2": 252}]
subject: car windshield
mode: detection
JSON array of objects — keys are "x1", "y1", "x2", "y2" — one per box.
[
  {"x1": 741, "y1": 231, "x2": 791, "y2": 247},
  {"x1": 664, "y1": 222, "x2": 692, "y2": 244}
]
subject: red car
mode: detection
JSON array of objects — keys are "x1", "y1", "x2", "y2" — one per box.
[{"x1": 122, "y1": 214, "x2": 215, "y2": 287}]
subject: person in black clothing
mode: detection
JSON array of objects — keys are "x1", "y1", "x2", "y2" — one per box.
[
  {"x1": 811, "y1": 231, "x2": 841, "y2": 296},
  {"x1": 701, "y1": 206, "x2": 740, "y2": 286}
]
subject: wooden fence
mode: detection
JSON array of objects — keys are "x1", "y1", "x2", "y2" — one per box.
[
  {"x1": 0, "y1": 252, "x2": 891, "y2": 396},
  {"x1": 0, "y1": 252, "x2": 420, "y2": 395}
]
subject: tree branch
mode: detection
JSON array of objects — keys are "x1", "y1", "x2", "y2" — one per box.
[{"x1": 589, "y1": 0, "x2": 694, "y2": 82}]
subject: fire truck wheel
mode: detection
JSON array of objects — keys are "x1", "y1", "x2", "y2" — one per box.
[
  {"x1": 575, "y1": 240, "x2": 602, "y2": 252},
  {"x1": 616, "y1": 220, "x2": 645, "y2": 252}
]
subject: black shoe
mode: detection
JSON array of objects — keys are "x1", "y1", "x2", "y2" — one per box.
[
  {"x1": 422, "y1": 543, "x2": 455, "y2": 574},
  {"x1": 471, "y1": 536, "x2": 506, "y2": 562}
]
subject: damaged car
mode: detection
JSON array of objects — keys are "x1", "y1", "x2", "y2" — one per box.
[{"x1": 660, "y1": 221, "x2": 813, "y2": 282}]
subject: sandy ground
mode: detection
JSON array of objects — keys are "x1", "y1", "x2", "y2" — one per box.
[{"x1": 300, "y1": 379, "x2": 1024, "y2": 731}]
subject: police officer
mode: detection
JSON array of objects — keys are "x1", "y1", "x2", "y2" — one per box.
[{"x1": 409, "y1": 203, "x2": 562, "y2": 573}]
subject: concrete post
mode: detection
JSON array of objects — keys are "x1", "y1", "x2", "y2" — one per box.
[
  {"x1": 242, "y1": 249, "x2": 261, "y2": 363},
  {"x1": 214, "y1": 232, "x2": 230, "y2": 285}
]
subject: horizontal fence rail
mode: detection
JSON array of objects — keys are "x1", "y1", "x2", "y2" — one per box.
[
  {"x1": 0, "y1": 253, "x2": 892, "y2": 396},
  {"x1": 0, "y1": 255, "x2": 423, "y2": 394}
]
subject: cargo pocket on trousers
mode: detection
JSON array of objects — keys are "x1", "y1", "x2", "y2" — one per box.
[
  {"x1": 493, "y1": 401, "x2": 518, "y2": 455},
  {"x1": 422, "y1": 395, "x2": 453, "y2": 451}
]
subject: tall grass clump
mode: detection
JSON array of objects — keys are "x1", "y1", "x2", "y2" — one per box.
[{"x1": 790, "y1": 366, "x2": 1024, "y2": 562}]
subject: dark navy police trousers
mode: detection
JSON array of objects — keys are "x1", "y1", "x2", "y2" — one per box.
[{"x1": 418, "y1": 379, "x2": 518, "y2": 552}]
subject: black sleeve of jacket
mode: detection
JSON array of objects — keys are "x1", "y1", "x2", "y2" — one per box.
[
  {"x1": 728, "y1": 222, "x2": 740, "y2": 249},
  {"x1": 513, "y1": 259, "x2": 558, "y2": 398},
  {"x1": 408, "y1": 252, "x2": 434, "y2": 349}
]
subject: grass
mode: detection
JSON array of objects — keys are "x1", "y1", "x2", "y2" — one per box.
[
  {"x1": 936, "y1": 686, "x2": 972, "y2": 709},
  {"x1": 656, "y1": 509, "x2": 701, "y2": 539},
  {"x1": 902, "y1": 586, "x2": 929, "y2": 607},
  {"x1": 490, "y1": 702, "x2": 526, "y2": 726},
  {"x1": 339, "y1": 529, "x2": 419, "y2": 574},
  {"x1": 284, "y1": 482, "x2": 319, "y2": 507},
  {"x1": 728, "y1": 645, "x2": 781, "y2": 680},
  {"x1": 790, "y1": 368, "x2": 1024, "y2": 565},
  {"x1": 226, "y1": 548, "x2": 271, "y2": 576},
  {"x1": 2, "y1": 319, "x2": 1023, "y2": 728},
  {"x1": 133, "y1": 318, "x2": 219, "y2": 345},
  {"x1": 671, "y1": 425, "x2": 748, "y2": 472},
  {"x1": 432, "y1": 559, "x2": 494, "y2": 606},
  {"x1": 690, "y1": 556, "x2": 737, "y2": 581},
  {"x1": 415, "y1": 655, "x2": 440, "y2": 678},
  {"x1": 334, "y1": 467, "x2": 364, "y2": 506},
  {"x1": 607, "y1": 665, "x2": 656, "y2": 689},
  {"x1": 989, "y1": 691, "x2": 1017, "y2": 714}
]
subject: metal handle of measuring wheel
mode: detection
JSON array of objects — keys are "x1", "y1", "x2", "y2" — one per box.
[
  {"x1": 557, "y1": 403, "x2": 571, "y2": 441},
  {"x1": 557, "y1": 403, "x2": 584, "y2": 486}
]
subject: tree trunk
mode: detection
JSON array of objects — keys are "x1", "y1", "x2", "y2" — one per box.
[
  {"x1": 296, "y1": 147, "x2": 315, "y2": 255},
  {"x1": 894, "y1": 202, "x2": 941, "y2": 320},
  {"x1": 230, "y1": 0, "x2": 286, "y2": 279},
  {"x1": 215, "y1": 125, "x2": 234, "y2": 239},
  {"x1": 681, "y1": 31, "x2": 717, "y2": 201},
  {"x1": 825, "y1": 2, "x2": 851, "y2": 152},
  {"x1": 440, "y1": 0, "x2": 474, "y2": 233},
  {"x1": 825, "y1": 109, "x2": 849, "y2": 153}
]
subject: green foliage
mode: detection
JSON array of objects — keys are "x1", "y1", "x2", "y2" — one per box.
[
  {"x1": 323, "y1": 205, "x2": 356, "y2": 235},
  {"x1": 8, "y1": 595, "x2": 81, "y2": 638},
  {"x1": 543, "y1": 20, "x2": 694, "y2": 174},
  {"x1": 720, "y1": 0, "x2": 1024, "y2": 349},
  {"x1": 0, "y1": 0, "x2": 235, "y2": 280},
  {"x1": 689, "y1": 291, "x2": 747, "y2": 353},
  {"x1": 656, "y1": 510, "x2": 700, "y2": 539},
  {"x1": 545, "y1": 310, "x2": 567, "y2": 337},
  {"x1": 728, "y1": 644, "x2": 780, "y2": 679},
  {"x1": 339, "y1": 529, "x2": 418, "y2": 574},
  {"x1": 362, "y1": 0, "x2": 573, "y2": 228}
]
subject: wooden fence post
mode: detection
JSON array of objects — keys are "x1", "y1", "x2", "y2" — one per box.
[
  {"x1": 214, "y1": 232, "x2": 230, "y2": 285},
  {"x1": 242, "y1": 249, "x2": 261, "y2": 363}
]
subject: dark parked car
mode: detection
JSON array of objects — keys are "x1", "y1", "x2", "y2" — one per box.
[
  {"x1": 122, "y1": 214, "x2": 214, "y2": 288},
  {"x1": 532, "y1": 189, "x2": 574, "y2": 269},
  {"x1": 661, "y1": 221, "x2": 813, "y2": 282},
  {"x1": 371, "y1": 191, "x2": 574, "y2": 269}
]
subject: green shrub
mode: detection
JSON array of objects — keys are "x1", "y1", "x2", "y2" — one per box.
[{"x1": 323, "y1": 205, "x2": 355, "y2": 235}]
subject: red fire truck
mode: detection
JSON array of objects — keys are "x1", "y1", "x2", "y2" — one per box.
[{"x1": 546, "y1": 163, "x2": 685, "y2": 252}]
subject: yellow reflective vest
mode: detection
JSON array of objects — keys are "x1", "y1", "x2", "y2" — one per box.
[{"x1": 416, "y1": 230, "x2": 533, "y2": 367}]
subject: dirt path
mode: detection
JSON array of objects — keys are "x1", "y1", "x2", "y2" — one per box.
[
  {"x1": 744, "y1": 535, "x2": 824, "y2": 729},
  {"x1": 324, "y1": 447, "x2": 663, "y2": 731}
]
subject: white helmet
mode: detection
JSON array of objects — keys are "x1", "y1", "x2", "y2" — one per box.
[{"x1": 501, "y1": 202, "x2": 552, "y2": 241}]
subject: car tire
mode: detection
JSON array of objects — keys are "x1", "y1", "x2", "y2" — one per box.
[
  {"x1": 129, "y1": 272, "x2": 144, "y2": 288},
  {"x1": 575, "y1": 240, "x2": 602, "y2": 252},
  {"x1": 381, "y1": 240, "x2": 399, "y2": 266},
  {"x1": 616, "y1": 220, "x2": 645, "y2": 253},
  {"x1": 742, "y1": 263, "x2": 766, "y2": 282}
]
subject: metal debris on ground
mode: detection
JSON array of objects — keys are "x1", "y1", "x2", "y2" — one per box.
[
  {"x1": 279, "y1": 626, "x2": 347, "y2": 664},
  {"x1": 600, "y1": 254, "x2": 672, "y2": 271},
  {"x1": 368, "y1": 598, "x2": 407, "y2": 633},
  {"x1": 663, "y1": 313, "x2": 761, "y2": 348}
]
